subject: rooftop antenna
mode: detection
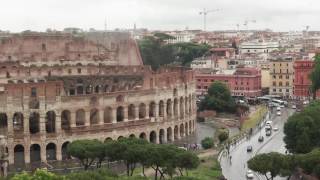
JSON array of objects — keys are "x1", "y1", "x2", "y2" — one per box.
[{"x1": 199, "y1": 8, "x2": 220, "y2": 31}]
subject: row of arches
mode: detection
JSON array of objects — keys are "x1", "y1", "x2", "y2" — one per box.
[{"x1": 11, "y1": 120, "x2": 195, "y2": 165}]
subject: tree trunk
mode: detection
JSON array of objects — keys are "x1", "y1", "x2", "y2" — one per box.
[
  {"x1": 154, "y1": 166, "x2": 159, "y2": 180},
  {"x1": 142, "y1": 165, "x2": 146, "y2": 176},
  {"x1": 126, "y1": 163, "x2": 130, "y2": 176}
]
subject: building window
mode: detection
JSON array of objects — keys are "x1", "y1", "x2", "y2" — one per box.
[
  {"x1": 247, "y1": 82, "x2": 249, "y2": 85},
  {"x1": 280, "y1": 63, "x2": 282, "y2": 66},
  {"x1": 197, "y1": 86, "x2": 201, "y2": 89},
  {"x1": 273, "y1": 75, "x2": 276, "y2": 79},
  {"x1": 280, "y1": 69, "x2": 282, "y2": 73},
  {"x1": 279, "y1": 82, "x2": 282, "y2": 86},
  {"x1": 279, "y1": 75, "x2": 282, "y2": 79},
  {"x1": 42, "y1": 43, "x2": 46, "y2": 51},
  {"x1": 197, "y1": 79, "x2": 201, "y2": 82},
  {"x1": 286, "y1": 75, "x2": 289, "y2": 79},
  {"x1": 279, "y1": 89, "x2": 282, "y2": 92},
  {"x1": 31, "y1": 87, "x2": 37, "y2": 97},
  {"x1": 211, "y1": 80, "x2": 214, "y2": 82},
  {"x1": 77, "y1": 68, "x2": 81, "y2": 74},
  {"x1": 273, "y1": 89, "x2": 276, "y2": 92},
  {"x1": 273, "y1": 69, "x2": 275, "y2": 73},
  {"x1": 204, "y1": 86, "x2": 208, "y2": 89},
  {"x1": 287, "y1": 63, "x2": 288, "y2": 66},
  {"x1": 287, "y1": 69, "x2": 289, "y2": 74},
  {"x1": 286, "y1": 89, "x2": 289, "y2": 93},
  {"x1": 273, "y1": 64, "x2": 275, "y2": 66},
  {"x1": 225, "y1": 80, "x2": 228, "y2": 83},
  {"x1": 8, "y1": 56, "x2": 11, "y2": 60},
  {"x1": 286, "y1": 82, "x2": 289, "y2": 86},
  {"x1": 273, "y1": 82, "x2": 276, "y2": 86},
  {"x1": 204, "y1": 79, "x2": 207, "y2": 82},
  {"x1": 68, "y1": 69, "x2": 72, "y2": 74}
]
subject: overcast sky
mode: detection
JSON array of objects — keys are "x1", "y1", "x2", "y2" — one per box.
[{"x1": 1, "y1": 0, "x2": 320, "y2": 32}]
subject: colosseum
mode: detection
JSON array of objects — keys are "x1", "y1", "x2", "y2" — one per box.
[{"x1": 0, "y1": 31, "x2": 197, "y2": 169}]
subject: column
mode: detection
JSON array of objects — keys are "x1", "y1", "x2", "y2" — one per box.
[
  {"x1": 56, "y1": 144, "x2": 62, "y2": 161},
  {"x1": 112, "y1": 108, "x2": 117, "y2": 124},
  {"x1": 163, "y1": 103, "x2": 167, "y2": 120},
  {"x1": 163, "y1": 129, "x2": 167, "y2": 144},
  {"x1": 39, "y1": 113, "x2": 46, "y2": 134},
  {"x1": 7, "y1": 113, "x2": 13, "y2": 136},
  {"x1": 145, "y1": 105, "x2": 150, "y2": 119},
  {"x1": 55, "y1": 113, "x2": 61, "y2": 134},
  {"x1": 135, "y1": 106, "x2": 139, "y2": 120},
  {"x1": 23, "y1": 113, "x2": 30, "y2": 135},
  {"x1": 70, "y1": 111, "x2": 76, "y2": 128},
  {"x1": 40, "y1": 144, "x2": 46, "y2": 163},
  {"x1": 98, "y1": 109, "x2": 104, "y2": 125},
  {"x1": 123, "y1": 107, "x2": 128, "y2": 122},
  {"x1": 8, "y1": 145, "x2": 14, "y2": 165},
  {"x1": 85, "y1": 109, "x2": 90, "y2": 126},
  {"x1": 176, "y1": 102, "x2": 180, "y2": 120},
  {"x1": 177, "y1": 126, "x2": 181, "y2": 140},
  {"x1": 24, "y1": 145, "x2": 30, "y2": 164},
  {"x1": 170, "y1": 102, "x2": 174, "y2": 119}
]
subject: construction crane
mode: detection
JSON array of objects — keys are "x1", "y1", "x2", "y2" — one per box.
[
  {"x1": 199, "y1": 8, "x2": 220, "y2": 31},
  {"x1": 243, "y1": 20, "x2": 256, "y2": 31}
]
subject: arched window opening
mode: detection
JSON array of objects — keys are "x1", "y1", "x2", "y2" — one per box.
[
  {"x1": 76, "y1": 109, "x2": 85, "y2": 126},
  {"x1": 45, "y1": 111, "x2": 56, "y2": 133},
  {"x1": 61, "y1": 110, "x2": 70, "y2": 130},
  {"x1": 14, "y1": 145, "x2": 24, "y2": 166},
  {"x1": 30, "y1": 144, "x2": 41, "y2": 163},
  {"x1": 128, "y1": 104, "x2": 136, "y2": 120},
  {"x1": 116, "y1": 106, "x2": 124, "y2": 122},
  {"x1": 90, "y1": 109, "x2": 99, "y2": 125},
  {"x1": 104, "y1": 107, "x2": 112, "y2": 123},
  {"x1": 139, "y1": 103, "x2": 146, "y2": 119},
  {"x1": 29, "y1": 112, "x2": 40, "y2": 134},
  {"x1": 13, "y1": 113, "x2": 24, "y2": 133},
  {"x1": 149, "y1": 102, "x2": 156, "y2": 118},
  {"x1": 0, "y1": 113, "x2": 7, "y2": 135},
  {"x1": 46, "y1": 143, "x2": 56, "y2": 161}
]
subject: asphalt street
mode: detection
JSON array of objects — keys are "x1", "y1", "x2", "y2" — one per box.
[{"x1": 220, "y1": 107, "x2": 295, "y2": 180}]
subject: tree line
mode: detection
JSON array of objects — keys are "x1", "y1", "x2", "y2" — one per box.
[
  {"x1": 66, "y1": 138, "x2": 200, "y2": 180},
  {"x1": 138, "y1": 33, "x2": 210, "y2": 70}
]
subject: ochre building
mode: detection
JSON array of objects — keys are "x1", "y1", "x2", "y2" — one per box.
[{"x1": 0, "y1": 32, "x2": 197, "y2": 168}]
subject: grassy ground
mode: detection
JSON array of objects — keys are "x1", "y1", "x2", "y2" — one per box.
[
  {"x1": 188, "y1": 155, "x2": 222, "y2": 180},
  {"x1": 241, "y1": 105, "x2": 267, "y2": 132}
]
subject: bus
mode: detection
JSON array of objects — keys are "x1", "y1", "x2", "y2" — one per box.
[{"x1": 271, "y1": 99, "x2": 287, "y2": 106}]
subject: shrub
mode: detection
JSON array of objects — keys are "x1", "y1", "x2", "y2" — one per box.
[
  {"x1": 218, "y1": 131, "x2": 229, "y2": 143},
  {"x1": 201, "y1": 137, "x2": 214, "y2": 149}
]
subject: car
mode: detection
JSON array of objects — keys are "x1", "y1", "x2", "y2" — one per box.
[
  {"x1": 280, "y1": 104, "x2": 285, "y2": 108},
  {"x1": 276, "y1": 106, "x2": 281, "y2": 111},
  {"x1": 266, "y1": 130, "x2": 272, "y2": 136},
  {"x1": 247, "y1": 145, "x2": 253, "y2": 152},
  {"x1": 246, "y1": 170, "x2": 254, "y2": 179},
  {"x1": 266, "y1": 120, "x2": 272, "y2": 126},
  {"x1": 296, "y1": 108, "x2": 301, "y2": 112},
  {"x1": 303, "y1": 100, "x2": 309, "y2": 105},
  {"x1": 265, "y1": 125, "x2": 272, "y2": 131},
  {"x1": 258, "y1": 136, "x2": 264, "y2": 142},
  {"x1": 277, "y1": 111, "x2": 281, "y2": 116},
  {"x1": 292, "y1": 104, "x2": 296, "y2": 109},
  {"x1": 273, "y1": 126, "x2": 279, "y2": 131}
]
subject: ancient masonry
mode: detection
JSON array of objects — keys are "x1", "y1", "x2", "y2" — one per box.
[{"x1": 0, "y1": 32, "x2": 197, "y2": 168}]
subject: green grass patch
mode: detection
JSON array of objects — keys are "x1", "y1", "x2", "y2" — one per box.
[
  {"x1": 187, "y1": 156, "x2": 223, "y2": 180},
  {"x1": 241, "y1": 105, "x2": 267, "y2": 132}
]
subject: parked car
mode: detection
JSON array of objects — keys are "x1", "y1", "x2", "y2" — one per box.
[
  {"x1": 292, "y1": 104, "x2": 296, "y2": 109},
  {"x1": 273, "y1": 126, "x2": 279, "y2": 131},
  {"x1": 246, "y1": 170, "x2": 254, "y2": 179},
  {"x1": 296, "y1": 108, "x2": 301, "y2": 112},
  {"x1": 277, "y1": 111, "x2": 281, "y2": 116},
  {"x1": 303, "y1": 100, "x2": 309, "y2": 105},
  {"x1": 247, "y1": 145, "x2": 253, "y2": 152},
  {"x1": 266, "y1": 130, "x2": 272, "y2": 136},
  {"x1": 258, "y1": 136, "x2": 264, "y2": 142},
  {"x1": 276, "y1": 106, "x2": 281, "y2": 111},
  {"x1": 266, "y1": 120, "x2": 272, "y2": 126}
]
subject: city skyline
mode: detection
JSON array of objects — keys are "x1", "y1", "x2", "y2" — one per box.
[{"x1": 1, "y1": 0, "x2": 320, "y2": 32}]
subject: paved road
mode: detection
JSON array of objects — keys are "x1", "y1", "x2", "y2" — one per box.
[{"x1": 220, "y1": 107, "x2": 295, "y2": 180}]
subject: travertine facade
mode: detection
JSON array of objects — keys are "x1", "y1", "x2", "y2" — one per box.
[{"x1": 0, "y1": 32, "x2": 197, "y2": 168}]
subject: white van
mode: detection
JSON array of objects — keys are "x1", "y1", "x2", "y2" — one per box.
[{"x1": 266, "y1": 121, "x2": 272, "y2": 126}]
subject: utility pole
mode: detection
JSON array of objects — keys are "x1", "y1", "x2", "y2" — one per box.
[{"x1": 199, "y1": 8, "x2": 220, "y2": 31}]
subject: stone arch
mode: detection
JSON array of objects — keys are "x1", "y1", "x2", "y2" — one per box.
[
  {"x1": 104, "y1": 107, "x2": 112, "y2": 123},
  {"x1": 94, "y1": 85, "x2": 100, "y2": 93},
  {"x1": 76, "y1": 79, "x2": 84, "y2": 95},
  {"x1": 14, "y1": 144, "x2": 24, "y2": 166},
  {"x1": 76, "y1": 109, "x2": 85, "y2": 126},
  {"x1": 149, "y1": 131, "x2": 157, "y2": 143},
  {"x1": 90, "y1": 108, "x2": 99, "y2": 125},
  {"x1": 174, "y1": 125, "x2": 179, "y2": 140},
  {"x1": 116, "y1": 106, "x2": 124, "y2": 122},
  {"x1": 61, "y1": 110, "x2": 70, "y2": 130},
  {"x1": 46, "y1": 143, "x2": 56, "y2": 161},
  {"x1": 30, "y1": 144, "x2": 41, "y2": 163},
  {"x1": 180, "y1": 123, "x2": 185, "y2": 137},
  {"x1": 167, "y1": 127, "x2": 173, "y2": 142},
  {"x1": 159, "y1": 100, "x2": 164, "y2": 117},
  {"x1": 13, "y1": 112, "x2": 24, "y2": 133},
  {"x1": 0, "y1": 113, "x2": 7, "y2": 134},
  {"x1": 128, "y1": 104, "x2": 136, "y2": 120},
  {"x1": 139, "y1": 103, "x2": 146, "y2": 119},
  {"x1": 139, "y1": 132, "x2": 147, "y2": 140},
  {"x1": 173, "y1": 88, "x2": 178, "y2": 96},
  {"x1": 117, "y1": 136, "x2": 124, "y2": 140},
  {"x1": 46, "y1": 111, "x2": 56, "y2": 133},
  {"x1": 61, "y1": 141, "x2": 70, "y2": 160},
  {"x1": 129, "y1": 134, "x2": 136, "y2": 138},
  {"x1": 104, "y1": 137, "x2": 113, "y2": 142},
  {"x1": 86, "y1": 85, "x2": 93, "y2": 94},
  {"x1": 189, "y1": 120, "x2": 192, "y2": 134},
  {"x1": 29, "y1": 112, "x2": 40, "y2": 134},
  {"x1": 180, "y1": 97, "x2": 184, "y2": 118},
  {"x1": 166, "y1": 99, "x2": 172, "y2": 118},
  {"x1": 159, "y1": 129, "x2": 165, "y2": 144},
  {"x1": 149, "y1": 102, "x2": 156, "y2": 118},
  {"x1": 174, "y1": 98, "x2": 178, "y2": 117}
]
